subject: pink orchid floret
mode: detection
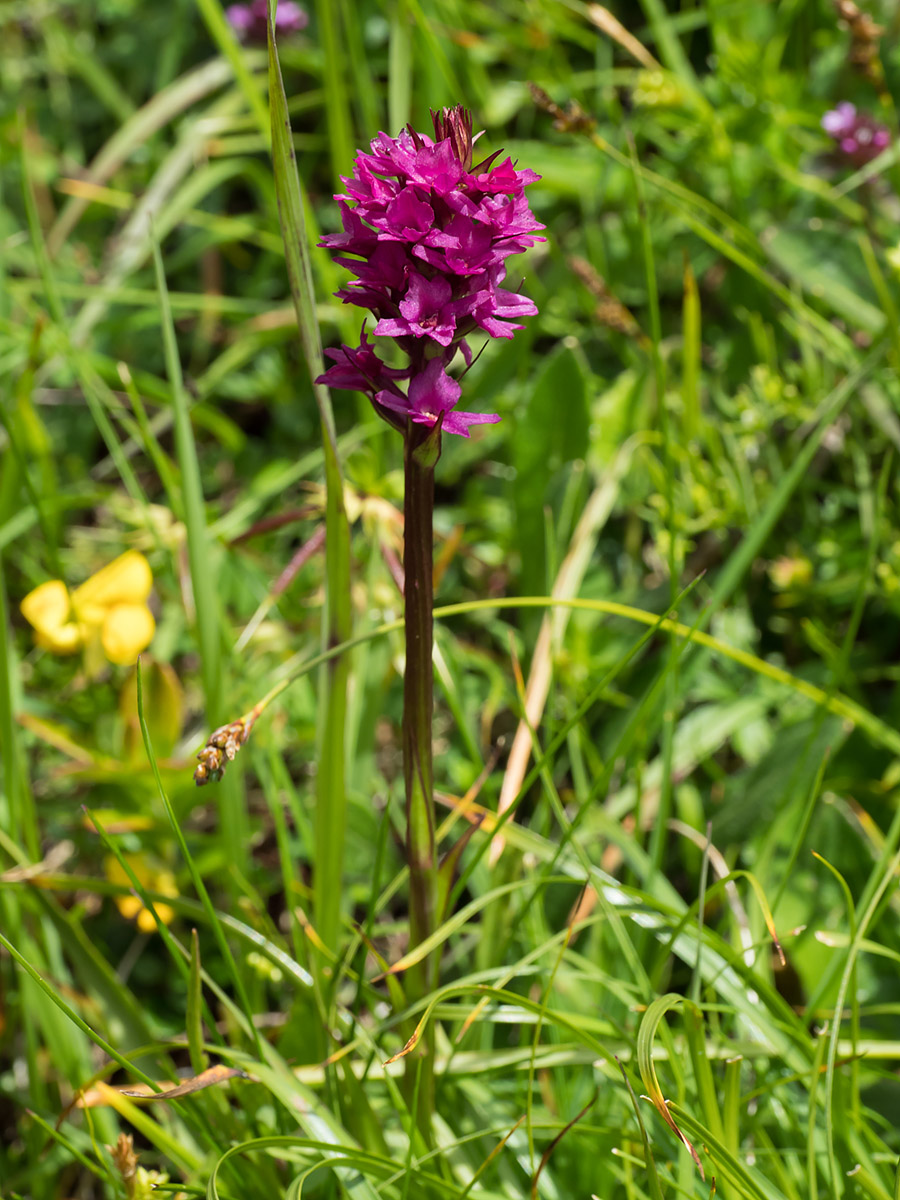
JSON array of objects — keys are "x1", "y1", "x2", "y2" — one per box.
[
  {"x1": 375, "y1": 273, "x2": 458, "y2": 345},
  {"x1": 320, "y1": 325, "x2": 409, "y2": 391},
  {"x1": 376, "y1": 359, "x2": 500, "y2": 438},
  {"x1": 316, "y1": 106, "x2": 544, "y2": 437}
]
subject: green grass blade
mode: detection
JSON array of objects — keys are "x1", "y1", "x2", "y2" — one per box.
[
  {"x1": 0, "y1": 927, "x2": 159, "y2": 1088},
  {"x1": 188, "y1": 928, "x2": 209, "y2": 1074},
  {"x1": 312, "y1": 0, "x2": 355, "y2": 189},
  {"x1": 681, "y1": 253, "x2": 701, "y2": 442},
  {"x1": 194, "y1": 0, "x2": 269, "y2": 137},
  {"x1": 135, "y1": 661, "x2": 263, "y2": 1057},
  {"x1": 389, "y1": 0, "x2": 413, "y2": 134},
  {"x1": 267, "y1": 4, "x2": 352, "y2": 965},
  {"x1": 151, "y1": 235, "x2": 223, "y2": 722}
]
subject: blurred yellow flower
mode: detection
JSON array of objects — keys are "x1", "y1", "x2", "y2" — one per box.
[
  {"x1": 20, "y1": 551, "x2": 155, "y2": 667},
  {"x1": 104, "y1": 854, "x2": 178, "y2": 934}
]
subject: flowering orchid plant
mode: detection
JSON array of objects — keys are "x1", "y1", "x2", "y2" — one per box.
[
  {"x1": 316, "y1": 107, "x2": 542, "y2": 1123},
  {"x1": 317, "y1": 106, "x2": 544, "y2": 438}
]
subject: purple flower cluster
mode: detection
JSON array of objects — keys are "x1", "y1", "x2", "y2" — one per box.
[
  {"x1": 226, "y1": 0, "x2": 307, "y2": 43},
  {"x1": 822, "y1": 102, "x2": 891, "y2": 167},
  {"x1": 317, "y1": 107, "x2": 544, "y2": 437}
]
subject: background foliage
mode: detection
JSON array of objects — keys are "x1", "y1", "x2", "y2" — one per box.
[{"x1": 3, "y1": 0, "x2": 900, "y2": 1197}]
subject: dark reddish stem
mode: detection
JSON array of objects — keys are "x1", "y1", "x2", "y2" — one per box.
[{"x1": 402, "y1": 418, "x2": 439, "y2": 1134}]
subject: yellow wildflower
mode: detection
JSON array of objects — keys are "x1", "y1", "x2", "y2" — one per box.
[
  {"x1": 20, "y1": 551, "x2": 155, "y2": 667},
  {"x1": 104, "y1": 854, "x2": 178, "y2": 934}
]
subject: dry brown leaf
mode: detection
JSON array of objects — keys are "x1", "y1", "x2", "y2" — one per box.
[
  {"x1": 586, "y1": 4, "x2": 661, "y2": 69},
  {"x1": 1, "y1": 841, "x2": 73, "y2": 883},
  {"x1": 76, "y1": 1064, "x2": 244, "y2": 1108},
  {"x1": 383, "y1": 1027, "x2": 421, "y2": 1066}
]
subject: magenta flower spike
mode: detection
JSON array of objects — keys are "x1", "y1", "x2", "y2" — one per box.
[{"x1": 316, "y1": 106, "x2": 544, "y2": 438}]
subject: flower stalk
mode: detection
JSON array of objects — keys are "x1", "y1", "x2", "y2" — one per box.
[
  {"x1": 403, "y1": 421, "x2": 438, "y2": 996},
  {"x1": 400, "y1": 420, "x2": 440, "y2": 1129}
]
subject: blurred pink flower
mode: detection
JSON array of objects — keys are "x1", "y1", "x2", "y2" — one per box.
[
  {"x1": 226, "y1": 0, "x2": 307, "y2": 43},
  {"x1": 822, "y1": 102, "x2": 891, "y2": 167}
]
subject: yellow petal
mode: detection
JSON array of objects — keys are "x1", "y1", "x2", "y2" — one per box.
[
  {"x1": 20, "y1": 580, "x2": 83, "y2": 654},
  {"x1": 154, "y1": 869, "x2": 178, "y2": 899},
  {"x1": 73, "y1": 551, "x2": 152, "y2": 610},
  {"x1": 100, "y1": 604, "x2": 155, "y2": 666},
  {"x1": 21, "y1": 580, "x2": 72, "y2": 636},
  {"x1": 137, "y1": 901, "x2": 175, "y2": 931},
  {"x1": 34, "y1": 623, "x2": 84, "y2": 654},
  {"x1": 116, "y1": 895, "x2": 143, "y2": 921},
  {"x1": 136, "y1": 907, "x2": 158, "y2": 934},
  {"x1": 104, "y1": 855, "x2": 177, "y2": 931}
]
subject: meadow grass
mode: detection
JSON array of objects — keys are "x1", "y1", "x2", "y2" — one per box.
[{"x1": 3, "y1": 1, "x2": 900, "y2": 1198}]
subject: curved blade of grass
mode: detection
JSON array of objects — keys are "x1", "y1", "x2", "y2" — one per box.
[
  {"x1": 381, "y1": 877, "x2": 573, "y2": 979},
  {"x1": 672, "y1": 1103, "x2": 790, "y2": 1200},
  {"x1": 636, "y1": 994, "x2": 704, "y2": 1175},
  {"x1": 381, "y1": 979, "x2": 618, "y2": 1078},
  {"x1": 617, "y1": 1059, "x2": 665, "y2": 1200},
  {"x1": 207, "y1": 1135, "x2": 387, "y2": 1200},
  {"x1": 245, "y1": 592, "x2": 900, "y2": 766}
]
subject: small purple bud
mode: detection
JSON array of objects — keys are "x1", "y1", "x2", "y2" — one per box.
[{"x1": 430, "y1": 105, "x2": 475, "y2": 170}]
